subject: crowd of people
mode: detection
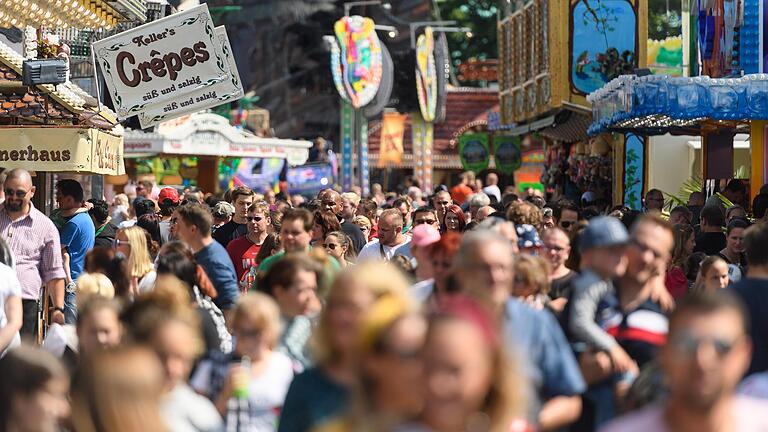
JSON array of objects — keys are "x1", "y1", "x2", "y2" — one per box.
[{"x1": 1, "y1": 168, "x2": 768, "y2": 431}]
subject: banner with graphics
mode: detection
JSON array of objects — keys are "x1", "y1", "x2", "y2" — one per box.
[
  {"x1": 458, "y1": 134, "x2": 490, "y2": 172},
  {"x1": 493, "y1": 136, "x2": 522, "y2": 174},
  {"x1": 378, "y1": 112, "x2": 406, "y2": 167}
]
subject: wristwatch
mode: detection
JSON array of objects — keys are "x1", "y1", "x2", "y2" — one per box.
[{"x1": 52, "y1": 306, "x2": 65, "y2": 314}]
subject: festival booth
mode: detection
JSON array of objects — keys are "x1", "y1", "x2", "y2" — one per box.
[
  {"x1": 587, "y1": 0, "x2": 765, "y2": 208},
  {"x1": 123, "y1": 112, "x2": 311, "y2": 192},
  {"x1": 493, "y1": 0, "x2": 648, "y2": 204},
  {"x1": 0, "y1": 39, "x2": 124, "y2": 212}
]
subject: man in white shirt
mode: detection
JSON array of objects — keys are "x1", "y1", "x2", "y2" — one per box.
[
  {"x1": 357, "y1": 209, "x2": 412, "y2": 261},
  {"x1": 482, "y1": 172, "x2": 501, "y2": 202}
]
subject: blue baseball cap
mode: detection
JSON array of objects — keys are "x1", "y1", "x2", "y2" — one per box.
[
  {"x1": 516, "y1": 224, "x2": 543, "y2": 249},
  {"x1": 579, "y1": 216, "x2": 629, "y2": 251}
]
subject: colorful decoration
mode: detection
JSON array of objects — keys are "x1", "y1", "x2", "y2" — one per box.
[
  {"x1": 341, "y1": 100, "x2": 354, "y2": 190},
  {"x1": 423, "y1": 121, "x2": 434, "y2": 192},
  {"x1": 412, "y1": 113, "x2": 425, "y2": 190},
  {"x1": 647, "y1": 37, "x2": 683, "y2": 76},
  {"x1": 358, "y1": 112, "x2": 370, "y2": 197},
  {"x1": 458, "y1": 134, "x2": 490, "y2": 172},
  {"x1": 514, "y1": 146, "x2": 546, "y2": 193},
  {"x1": 415, "y1": 27, "x2": 438, "y2": 122},
  {"x1": 623, "y1": 133, "x2": 645, "y2": 210},
  {"x1": 331, "y1": 16, "x2": 384, "y2": 109},
  {"x1": 493, "y1": 136, "x2": 522, "y2": 175},
  {"x1": 570, "y1": 0, "x2": 637, "y2": 95}
]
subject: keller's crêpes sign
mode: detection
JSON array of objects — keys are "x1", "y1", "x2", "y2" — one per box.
[{"x1": 93, "y1": 4, "x2": 243, "y2": 123}]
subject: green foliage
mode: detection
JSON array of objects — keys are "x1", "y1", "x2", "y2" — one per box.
[
  {"x1": 649, "y1": 0, "x2": 682, "y2": 41},
  {"x1": 438, "y1": 0, "x2": 498, "y2": 68},
  {"x1": 661, "y1": 175, "x2": 732, "y2": 211}
]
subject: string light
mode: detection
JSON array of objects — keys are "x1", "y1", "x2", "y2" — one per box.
[{"x1": 0, "y1": 0, "x2": 118, "y2": 29}]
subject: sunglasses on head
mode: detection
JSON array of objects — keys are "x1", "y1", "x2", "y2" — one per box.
[
  {"x1": 112, "y1": 239, "x2": 130, "y2": 248},
  {"x1": 4, "y1": 189, "x2": 27, "y2": 198}
]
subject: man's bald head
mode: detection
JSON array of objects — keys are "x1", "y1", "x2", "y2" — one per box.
[
  {"x1": 4, "y1": 169, "x2": 32, "y2": 188},
  {"x1": 319, "y1": 188, "x2": 342, "y2": 215}
]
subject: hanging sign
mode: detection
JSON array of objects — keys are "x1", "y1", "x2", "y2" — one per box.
[
  {"x1": 358, "y1": 114, "x2": 370, "y2": 196},
  {"x1": 379, "y1": 111, "x2": 406, "y2": 167},
  {"x1": 330, "y1": 15, "x2": 384, "y2": 108},
  {"x1": 93, "y1": 4, "x2": 229, "y2": 120},
  {"x1": 415, "y1": 27, "x2": 438, "y2": 122},
  {"x1": 458, "y1": 134, "x2": 490, "y2": 172},
  {"x1": 493, "y1": 136, "x2": 522, "y2": 174},
  {"x1": 138, "y1": 26, "x2": 243, "y2": 128}
]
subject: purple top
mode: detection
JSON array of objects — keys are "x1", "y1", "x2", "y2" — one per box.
[{"x1": 0, "y1": 204, "x2": 65, "y2": 299}]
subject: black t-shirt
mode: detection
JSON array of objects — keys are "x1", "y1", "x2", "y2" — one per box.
[
  {"x1": 732, "y1": 278, "x2": 768, "y2": 376},
  {"x1": 341, "y1": 220, "x2": 366, "y2": 254},
  {"x1": 550, "y1": 271, "x2": 578, "y2": 300},
  {"x1": 94, "y1": 222, "x2": 118, "y2": 249},
  {"x1": 694, "y1": 232, "x2": 727, "y2": 255},
  {"x1": 212, "y1": 220, "x2": 247, "y2": 248}
]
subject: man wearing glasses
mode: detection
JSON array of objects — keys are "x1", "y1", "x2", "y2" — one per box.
[
  {"x1": 0, "y1": 169, "x2": 66, "y2": 339},
  {"x1": 603, "y1": 292, "x2": 768, "y2": 431},
  {"x1": 226, "y1": 202, "x2": 271, "y2": 284},
  {"x1": 411, "y1": 207, "x2": 440, "y2": 231},
  {"x1": 554, "y1": 199, "x2": 579, "y2": 233}
]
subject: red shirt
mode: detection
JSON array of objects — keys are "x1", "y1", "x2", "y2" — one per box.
[
  {"x1": 450, "y1": 184, "x2": 473, "y2": 205},
  {"x1": 664, "y1": 266, "x2": 688, "y2": 300},
  {"x1": 226, "y1": 235, "x2": 262, "y2": 282}
]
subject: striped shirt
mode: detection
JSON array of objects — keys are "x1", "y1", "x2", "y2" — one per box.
[{"x1": 0, "y1": 204, "x2": 65, "y2": 300}]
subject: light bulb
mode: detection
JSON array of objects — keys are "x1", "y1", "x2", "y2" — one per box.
[{"x1": 466, "y1": 31, "x2": 474, "y2": 38}]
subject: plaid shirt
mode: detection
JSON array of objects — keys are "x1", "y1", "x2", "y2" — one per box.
[{"x1": 0, "y1": 203, "x2": 65, "y2": 299}]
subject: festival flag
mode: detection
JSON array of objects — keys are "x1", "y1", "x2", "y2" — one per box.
[{"x1": 379, "y1": 111, "x2": 407, "y2": 167}]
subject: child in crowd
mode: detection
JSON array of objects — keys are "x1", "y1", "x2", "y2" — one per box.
[
  {"x1": 568, "y1": 217, "x2": 635, "y2": 372},
  {"x1": 192, "y1": 293, "x2": 294, "y2": 431},
  {"x1": 693, "y1": 256, "x2": 730, "y2": 293},
  {"x1": 512, "y1": 254, "x2": 551, "y2": 310}
]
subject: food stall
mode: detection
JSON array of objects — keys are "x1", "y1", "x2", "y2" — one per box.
[{"x1": 123, "y1": 112, "x2": 311, "y2": 193}]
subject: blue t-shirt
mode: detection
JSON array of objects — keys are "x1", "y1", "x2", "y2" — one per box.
[
  {"x1": 732, "y1": 278, "x2": 768, "y2": 377},
  {"x1": 278, "y1": 367, "x2": 349, "y2": 432},
  {"x1": 194, "y1": 241, "x2": 239, "y2": 310},
  {"x1": 60, "y1": 212, "x2": 95, "y2": 282},
  {"x1": 503, "y1": 298, "x2": 586, "y2": 400}
]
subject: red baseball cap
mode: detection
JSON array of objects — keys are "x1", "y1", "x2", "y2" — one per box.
[{"x1": 158, "y1": 187, "x2": 180, "y2": 204}]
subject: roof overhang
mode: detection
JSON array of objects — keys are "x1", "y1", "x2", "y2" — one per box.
[{"x1": 124, "y1": 112, "x2": 312, "y2": 166}]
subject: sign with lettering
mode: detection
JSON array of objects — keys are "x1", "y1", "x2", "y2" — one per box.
[
  {"x1": 93, "y1": 4, "x2": 229, "y2": 119},
  {"x1": 0, "y1": 128, "x2": 124, "y2": 175},
  {"x1": 137, "y1": 26, "x2": 243, "y2": 128}
]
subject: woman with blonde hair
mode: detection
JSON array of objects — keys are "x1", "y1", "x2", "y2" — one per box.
[
  {"x1": 70, "y1": 345, "x2": 168, "y2": 432},
  {"x1": 316, "y1": 293, "x2": 427, "y2": 432},
  {"x1": 124, "y1": 276, "x2": 223, "y2": 432},
  {"x1": 412, "y1": 295, "x2": 530, "y2": 432},
  {"x1": 352, "y1": 215, "x2": 373, "y2": 240},
  {"x1": 76, "y1": 272, "x2": 115, "y2": 301},
  {"x1": 114, "y1": 226, "x2": 157, "y2": 295},
  {"x1": 279, "y1": 262, "x2": 411, "y2": 432}
]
